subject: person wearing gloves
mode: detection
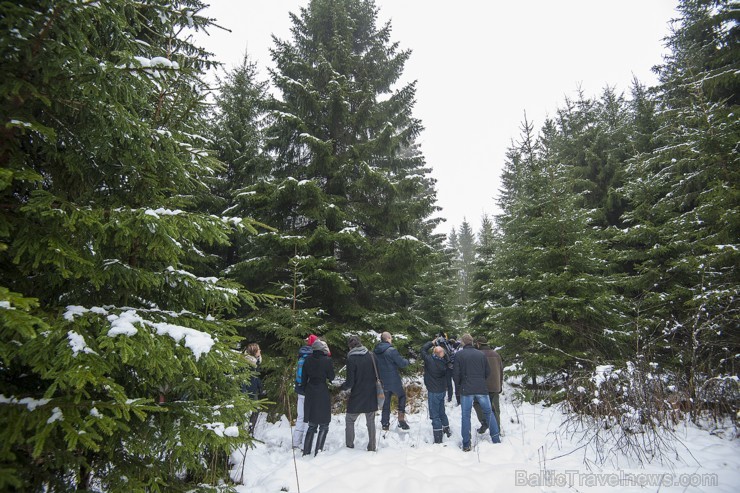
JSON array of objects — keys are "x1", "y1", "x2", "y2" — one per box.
[
  {"x1": 340, "y1": 335, "x2": 378, "y2": 451},
  {"x1": 301, "y1": 338, "x2": 335, "y2": 456},
  {"x1": 421, "y1": 338, "x2": 452, "y2": 443},
  {"x1": 373, "y1": 331, "x2": 410, "y2": 431}
]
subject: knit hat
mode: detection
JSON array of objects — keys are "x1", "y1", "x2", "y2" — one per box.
[
  {"x1": 347, "y1": 335, "x2": 362, "y2": 349},
  {"x1": 312, "y1": 339, "x2": 330, "y2": 355},
  {"x1": 306, "y1": 334, "x2": 319, "y2": 346}
]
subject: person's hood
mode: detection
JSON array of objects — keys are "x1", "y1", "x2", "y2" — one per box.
[
  {"x1": 312, "y1": 339, "x2": 330, "y2": 355},
  {"x1": 374, "y1": 341, "x2": 391, "y2": 354},
  {"x1": 348, "y1": 346, "x2": 368, "y2": 356},
  {"x1": 298, "y1": 345, "x2": 313, "y2": 357}
]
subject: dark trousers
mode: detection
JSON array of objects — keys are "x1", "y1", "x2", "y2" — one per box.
[
  {"x1": 445, "y1": 368, "x2": 454, "y2": 401},
  {"x1": 381, "y1": 389, "x2": 406, "y2": 426},
  {"x1": 474, "y1": 391, "x2": 501, "y2": 431}
]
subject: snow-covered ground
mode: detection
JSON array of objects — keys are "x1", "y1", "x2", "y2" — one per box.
[{"x1": 230, "y1": 384, "x2": 739, "y2": 493}]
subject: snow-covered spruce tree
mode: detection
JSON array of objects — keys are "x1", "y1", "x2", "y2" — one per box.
[
  {"x1": 469, "y1": 116, "x2": 628, "y2": 394},
  {"x1": 443, "y1": 229, "x2": 463, "y2": 336},
  {"x1": 408, "y1": 225, "x2": 452, "y2": 342},
  {"x1": 619, "y1": 0, "x2": 739, "y2": 418},
  {"x1": 468, "y1": 214, "x2": 499, "y2": 335},
  {"x1": 0, "y1": 1, "x2": 263, "y2": 490},
  {"x1": 230, "y1": 0, "x2": 440, "y2": 356},
  {"x1": 201, "y1": 54, "x2": 313, "y2": 417},
  {"x1": 443, "y1": 219, "x2": 479, "y2": 335},
  {"x1": 206, "y1": 53, "x2": 272, "y2": 218},
  {"x1": 453, "y1": 220, "x2": 477, "y2": 328},
  {"x1": 548, "y1": 88, "x2": 635, "y2": 229}
]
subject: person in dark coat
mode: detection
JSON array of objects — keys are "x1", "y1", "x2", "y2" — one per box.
[
  {"x1": 453, "y1": 333, "x2": 500, "y2": 451},
  {"x1": 473, "y1": 335, "x2": 504, "y2": 435},
  {"x1": 421, "y1": 339, "x2": 451, "y2": 443},
  {"x1": 340, "y1": 335, "x2": 378, "y2": 451},
  {"x1": 302, "y1": 339, "x2": 335, "y2": 456},
  {"x1": 373, "y1": 331, "x2": 410, "y2": 431}
]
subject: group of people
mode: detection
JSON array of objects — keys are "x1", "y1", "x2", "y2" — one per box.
[
  {"x1": 247, "y1": 330, "x2": 504, "y2": 456},
  {"x1": 419, "y1": 332, "x2": 503, "y2": 450},
  {"x1": 291, "y1": 331, "x2": 407, "y2": 455}
]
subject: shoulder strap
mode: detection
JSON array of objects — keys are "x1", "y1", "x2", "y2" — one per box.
[{"x1": 370, "y1": 353, "x2": 381, "y2": 382}]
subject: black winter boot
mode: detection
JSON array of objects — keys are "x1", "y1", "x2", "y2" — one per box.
[
  {"x1": 314, "y1": 426, "x2": 329, "y2": 456},
  {"x1": 443, "y1": 425, "x2": 451, "y2": 437},
  {"x1": 397, "y1": 412, "x2": 410, "y2": 430},
  {"x1": 433, "y1": 429, "x2": 443, "y2": 444},
  {"x1": 302, "y1": 428, "x2": 316, "y2": 457}
]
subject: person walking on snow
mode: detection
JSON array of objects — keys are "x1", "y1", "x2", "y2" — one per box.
[
  {"x1": 421, "y1": 338, "x2": 452, "y2": 443},
  {"x1": 373, "y1": 331, "x2": 410, "y2": 431},
  {"x1": 453, "y1": 333, "x2": 500, "y2": 451},
  {"x1": 340, "y1": 335, "x2": 378, "y2": 451},
  {"x1": 302, "y1": 338, "x2": 334, "y2": 456}
]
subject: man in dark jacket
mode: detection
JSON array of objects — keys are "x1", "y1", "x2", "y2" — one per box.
[
  {"x1": 302, "y1": 339, "x2": 335, "y2": 456},
  {"x1": 453, "y1": 333, "x2": 501, "y2": 451},
  {"x1": 474, "y1": 335, "x2": 504, "y2": 435},
  {"x1": 373, "y1": 331, "x2": 410, "y2": 431},
  {"x1": 421, "y1": 339, "x2": 452, "y2": 443},
  {"x1": 340, "y1": 335, "x2": 378, "y2": 451}
]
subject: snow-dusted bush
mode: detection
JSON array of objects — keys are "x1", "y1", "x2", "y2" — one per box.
[
  {"x1": 560, "y1": 361, "x2": 680, "y2": 465},
  {"x1": 559, "y1": 360, "x2": 737, "y2": 465}
]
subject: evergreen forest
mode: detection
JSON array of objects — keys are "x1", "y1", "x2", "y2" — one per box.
[{"x1": 1, "y1": 0, "x2": 737, "y2": 490}]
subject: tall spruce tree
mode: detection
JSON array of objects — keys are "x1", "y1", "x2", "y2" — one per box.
[
  {"x1": 619, "y1": 0, "x2": 739, "y2": 406},
  {"x1": 477, "y1": 214, "x2": 496, "y2": 254},
  {"x1": 231, "y1": 0, "x2": 440, "y2": 356},
  {"x1": 471, "y1": 117, "x2": 627, "y2": 387},
  {"x1": 0, "y1": 1, "x2": 262, "y2": 490},
  {"x1": 548, "y1": 87, "x2": 634, "y2": 228},
  {"x1": 446, "y1": 220, "x2": 477, "y2": 333},
  {"x1": 207, "y1": 54, "x2": 271, "y2": 217},
  {"x1": 408, "y1": 226, "x2": 453, "y2": 340},
  {"x1": 456, "y1": 220, "x2": 477, "y2": 312},
  {"x1": 469, "y1": 213, "x2": 499, "y2": 333}
]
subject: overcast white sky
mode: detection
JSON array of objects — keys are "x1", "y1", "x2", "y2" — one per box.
[{"x1": 195, "y1": 0, "x2": 677, "y2": 236}]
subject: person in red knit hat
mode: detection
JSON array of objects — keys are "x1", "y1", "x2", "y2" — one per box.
[{"x1": 292, "y1": 334, "x2": 331, "y2": 449}]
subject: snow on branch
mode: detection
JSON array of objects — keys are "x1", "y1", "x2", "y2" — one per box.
[{"x1": 106, "y1": 309, "x2": 214, "y2": 360}]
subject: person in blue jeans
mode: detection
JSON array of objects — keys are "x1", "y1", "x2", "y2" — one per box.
[
  {"x1": 420, "y1": 339, "x2": 452, "y2": 443},
  {"x1": 453, "y1": 333, "x2": 501, "y2": 451}
]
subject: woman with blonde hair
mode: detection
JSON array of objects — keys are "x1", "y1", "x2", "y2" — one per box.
[{"x1": 242, "y1": 342, "x2": 263, "y2": 433}]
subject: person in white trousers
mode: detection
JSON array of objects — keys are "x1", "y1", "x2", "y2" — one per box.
[{"x1": 292, "y1": 334, "x2": 318, "y2": 448}]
